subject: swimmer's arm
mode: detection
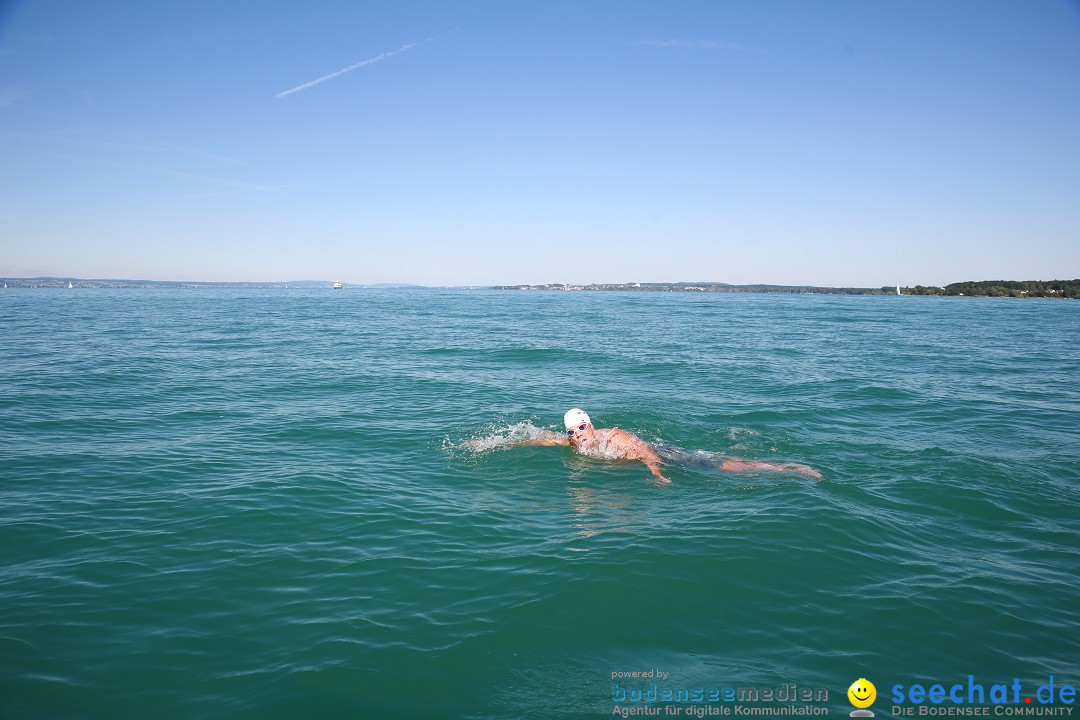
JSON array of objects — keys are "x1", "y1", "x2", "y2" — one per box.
[
  {"x1": 617, "y1": 430, "x2": 670, "y2": 483},
  {"x1": 643, "y1": 457, "x2": 670, "y2": 484},
  {"x1": 514, "y1": 430, "x2": 570, "y2": 447},
  {"x1": 461, "y1": 429, "x2": 568, "y2": 451}
]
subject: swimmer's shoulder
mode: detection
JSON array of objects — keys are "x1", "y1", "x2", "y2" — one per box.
[
  {"x1": 606, "y1": 428, "x2": 647, "y2": 448},
  {"x1": 598, "y1": 427, "x2": 628, "y2": 443},
  {"x1": 612, "y1": 428, "x2": 659, "y2": 455},
  {"x1": 608, "y1": 427, "x2": 643, "y2": 441}
]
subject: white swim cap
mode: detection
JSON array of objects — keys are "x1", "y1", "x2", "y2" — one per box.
[{"x1": 564, "y1": 408, "x2": 591, "y2": 430}]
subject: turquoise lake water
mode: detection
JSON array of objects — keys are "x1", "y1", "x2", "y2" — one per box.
[{"x1": 2, "y1": 289, "x2": 1078, "y2": 719}]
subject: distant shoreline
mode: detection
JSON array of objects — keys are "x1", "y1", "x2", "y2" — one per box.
[
  {"x1": 1, "y1": 278, "x2": 1076, "y2": 298},
  {"x1": 493, "y1": 280, "x2": 1078, "y2": 298}
]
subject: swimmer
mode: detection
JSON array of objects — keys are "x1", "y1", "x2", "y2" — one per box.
[{"x1": 480, "y1": 408, "x2": 821, "y2": 483}]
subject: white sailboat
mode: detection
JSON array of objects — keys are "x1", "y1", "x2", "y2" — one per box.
[
  {"x1": 68, "y1": 281, "x2": 74, "y2": 289},
  {"x1": 896, "y1": 284, "x2": 901, "y2": 296}
]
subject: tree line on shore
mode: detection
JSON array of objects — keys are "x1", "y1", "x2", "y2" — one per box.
[{"x1": 896, "y1": 280, "x2": 1078, "y2": 298}]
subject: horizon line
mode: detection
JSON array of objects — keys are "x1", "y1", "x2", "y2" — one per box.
[{"x1": 4, "y1": 276, "x2": 1074, "y2": 288}]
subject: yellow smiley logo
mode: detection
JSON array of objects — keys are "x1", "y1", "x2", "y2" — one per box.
[{"x1": 848, "y1": 678, "x2": 876, "y2": 708}]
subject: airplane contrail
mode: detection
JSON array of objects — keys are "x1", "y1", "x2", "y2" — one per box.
[{"x1": 276, "y1": 38, "x2": 432, "y2": 98}]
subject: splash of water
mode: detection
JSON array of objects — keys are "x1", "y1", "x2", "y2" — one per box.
[{"x1": 446, "y1": 420, "x2": 557, "y2": 456}]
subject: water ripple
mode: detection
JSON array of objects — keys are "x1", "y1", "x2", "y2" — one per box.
[{"x1": 2, "y1": 290, "x2": 1078, "y2": 718}]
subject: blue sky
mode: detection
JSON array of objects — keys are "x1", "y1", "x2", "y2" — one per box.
[{"x1": 2, "y1": 1, "x2": 1078, "y2": 286}]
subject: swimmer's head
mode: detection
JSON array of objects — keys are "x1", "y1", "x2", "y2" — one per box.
[
  {"x1": 564, "y1": 408, "x2": 593, "y2": 445},
  {"x1": 564, "y1": 408, "x2": 591, "y2": 430}
]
